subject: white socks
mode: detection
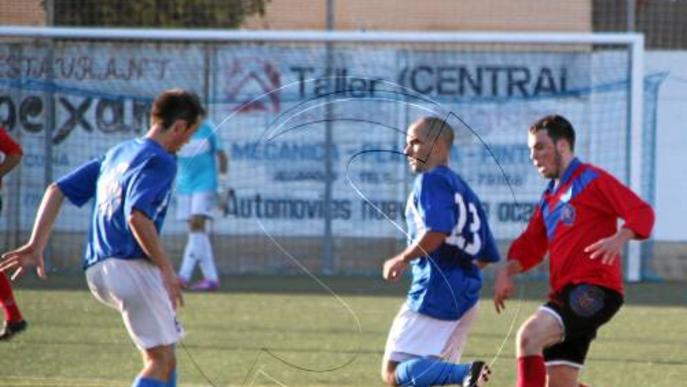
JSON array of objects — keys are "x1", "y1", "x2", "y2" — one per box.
[
  {"x1": 197, "y1": 232, "x2": 219, "y2": 282},
  {"x1": 179, "y1": 231, "x2": 219, "y2": 283}
]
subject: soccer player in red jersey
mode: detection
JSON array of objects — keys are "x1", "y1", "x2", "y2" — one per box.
[
  {"x1": 0, "y1": 127, "x2": 26, "y2": 340},
  {"x1": 493, "y1": 115, "x2": 655, "y2": 387}
]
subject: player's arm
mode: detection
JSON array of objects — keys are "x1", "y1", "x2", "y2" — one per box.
[
  {"x1": 384, "y1": 173, "x2": 454, "y2": 281},
  {"x1": 215, "y1": 130, "x2": 230, "y2": 197},
  {"x1": 125, "y1": 156, "x2": 182, "y2": 308},
  {"x1": 209, "y1": 121, "x2": 228, "y2": 176},
  {"x1": 383, "y1": 231, "x2": 446, "y2": 281},
  {"x1": 0, "y1": 128, "x2": 23, "y2": 185},
  {"x1": 493, "y1": 260, "x2": 524, "y2": 313},
  {"x1": 585, "y1": 171, "x2": 655, "y2": 265},
  {"x1": 0, "y1": 158, "x2": 100, "y2": 280},
  {"x1": 216, "y1": 149, "x2": 229, "y2": 197},
  {"x1": 474, "y1": 214, "x2": 501, "y2": 270},
  {"x1": 128, "y1": 210, "x2": 182, "y2": 309},
  {"x1": 474, "y1": 260, "x2": 491, "y2": 270},
  {"x1": 0, "y1": 154, "x2": 22, "y2": 181},
  {"x1": 494, "y1": 205, "x2": 547, "y2": 313},
  {"x1": 0, "y1": 183, "x2": 65, "y2": 280},
  {"x1": 217, "y1": 149, "x2": 228, "y2": 175}
]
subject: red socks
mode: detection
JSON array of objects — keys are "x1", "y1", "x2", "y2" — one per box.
[
  {"x1": 517, "y1": 355, "x2": 546, "y2": 387},
  {"x1": 0, "y1": 272, "x2": 23, "y2": 322}
]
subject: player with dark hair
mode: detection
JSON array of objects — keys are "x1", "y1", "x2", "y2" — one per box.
[
  {"x1": 381, "y1": 116, "x2": 497, "y2": 387},
  {"x1": 493, "y1": 114, "x2": 655, "y2": 387},
  {"x1": 0, "y1": 127, "x2": 26, "y2": 340},
  {"x1": 1, "y1": 88, "x2": 205, "y2": 387}
]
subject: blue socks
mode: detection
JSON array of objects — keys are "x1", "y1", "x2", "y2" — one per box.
[
  {"x1": 131, "y1": 369, "x2": 176, "y2": 387},
  {"x1": 395, "y1": 357, "x2": 470, "y2": 386},
  {"x1": 132, "y1": 377, "x2": 166, "y2": 387},
  {"x1": 167, "y1": 369, "x2": 177, "y2": 387}
]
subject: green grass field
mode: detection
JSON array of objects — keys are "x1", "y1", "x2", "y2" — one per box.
[{"x1": 0, "y1": 275, "x2": 685, "y2": 386}]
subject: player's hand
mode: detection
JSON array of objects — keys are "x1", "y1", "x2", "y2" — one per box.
[
  {"x1": 0, "y1": 243, "x2": 47, "y2": 281},
  {"x1": 383, "y1": 255, "x2": 407, "y2": 282},
  {"x1": 585, "y1": 229, "x2": 633, "y2": 265},
  {"x1": 161, "y1": 268, "x2": 184, "y2": 310},
  {"x1": 216, "y1": 172, "x2": 231, "y2": 216},
  {"x1": 217, "y1": 188, "x2": 232, "y2": 216},
  {"x1": 493, "y1": 266, "x2": 514, "y2": 314}
]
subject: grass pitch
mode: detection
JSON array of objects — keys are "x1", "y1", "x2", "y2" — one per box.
[{"x1": 0, "y1": 275, "x2": 685, "y2": 386}]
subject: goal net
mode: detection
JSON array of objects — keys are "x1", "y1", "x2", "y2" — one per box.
[{"x1": 0, "y1": 28, "x2": 651, "y2": 280}]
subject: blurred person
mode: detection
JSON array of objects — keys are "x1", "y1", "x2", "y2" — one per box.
[
  {"x1": 175, "y1": 117, "x2": 228, "y2": 291},
  {"x1": 0, "y1": 89, "x2": 205, "y2": 387},
  {"x1": 493, "y1": 115, "x2": 654, "y2": 387},
  {"x1": 381, "y1": 117, "x2": 498, "y2": 387},
  {"x1": 0, "y1": 127, "x2": 26, "y2": 341}
]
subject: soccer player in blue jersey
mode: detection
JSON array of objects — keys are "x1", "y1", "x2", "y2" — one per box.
[
  {"x1": 0, "y1": 89, "x2": 205, "y2": 387},
  {"x1": 381, "y1": 116, "x2": 498, "y2": 387},
  {"x1": 176, "y1": 118, "x2": 228, "y2": 291}
]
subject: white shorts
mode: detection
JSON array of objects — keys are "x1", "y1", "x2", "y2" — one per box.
[
  {"x1": 383, "y1": 302, "x2": 480, "y2": 364},
  {"x1": 85, "y1": 258, "x2": 185, "y2": 350},
  {"x1": 176, "y1": 191, "x2": 216, "y2": 220}
]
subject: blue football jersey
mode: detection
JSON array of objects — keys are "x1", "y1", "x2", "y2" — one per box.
[
  {"x1": 405, "y1": 165, "x2": 500, "y2": 320},
  {"x1": 175, "y1": 119, "x2": 224, "y2": 194},
  {"x1": 57, "y1": 138, "x2": 177, "y2": 269}
]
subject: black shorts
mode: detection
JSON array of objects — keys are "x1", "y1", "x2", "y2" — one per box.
[{"x1": 542, "y1": 283, "x2": 624, "y2": 367}]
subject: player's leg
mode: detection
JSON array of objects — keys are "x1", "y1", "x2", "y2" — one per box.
[
  {"x1": 188, "y1": 214, "x2": 219, "y2": 290},
  {"x1": 380, "y1": 356, "x2": 399, "y2": 386},
  {"x1": 87, "y1": 259, "x2": 184, "y2": 386},
  {"x1": 442, "y1": 303, "x2": 492, "y2": 386},
  {"x1": 188, "y1": 192, "x2": 219, "y2": 290},
  {"x1": 543, "y1": 337, "x2": 586, "y2": 387},
  {"x1": 543, "y1": 284, "x2": 624, "y2": 387},
  {"x1": 134, "y1": 344, "x2": 176, "y2": 386},
  {"x1": 176, "y1": 194, "x2": 196, "y2": 287},
  {"x1": 515, "y1": 308, "x2": 565, "y2": 387},
  {"x1": 382, "y1": 303, "x2": 488, "y2": 386},
  {"x1": 442, "y1": 302, "x2": 480, "y2": 363},
  {"x1": 545, "y1": 365, "x2": 579, "y2": 387},
  {"x1": 127, "y1": 261, "x2": 183, "y2": 386},
  {"x1": 0, "y1": 272, "x2": 27, "y2": 340}
]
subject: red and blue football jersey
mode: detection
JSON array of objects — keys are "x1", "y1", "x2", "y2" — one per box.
[
  {"x1": 508, "y1": 158, "x2": 654, "y2": 296},
  {"x1": 0, "y1": 127, "x2": 23, "y2": 156},
  {"x1": 0, "y1": 127, "x2": 23, "y2": 189}
]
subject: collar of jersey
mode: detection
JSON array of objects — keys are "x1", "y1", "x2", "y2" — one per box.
[{"x1": 545, "y1": 157, "x2": 581, "y2": 195}]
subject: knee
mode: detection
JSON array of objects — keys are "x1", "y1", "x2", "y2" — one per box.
[
  {"x1": 546, "y1": 365, "x2": 580, "y2": 387},
  {"x1": 188, "y1": 216, "x2": 206, "y2": 232},
  {"x1": 381, "y1": 370, "x2": 397, "y2": 386},
  {"x1": 146, "y1": 348, "x2": 176, "y2": 374},
  {"x1": 516, "y1": 322, "x2": 542, "y2": 354},
  {"x1": 380, "y1": 363, "x2": 398, "y2": 386}
]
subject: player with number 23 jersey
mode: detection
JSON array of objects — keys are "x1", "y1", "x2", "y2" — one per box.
[
  {"x1": 381, "y1": 117, "x2": 496, "y2": 387},
  {"x1": 406, "y1": 165, "x2": 500, "y2": 320}
]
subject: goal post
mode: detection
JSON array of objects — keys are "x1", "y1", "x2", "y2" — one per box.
[{"x1": 0, "y1": 26, "x2": 648, "y2": 280}]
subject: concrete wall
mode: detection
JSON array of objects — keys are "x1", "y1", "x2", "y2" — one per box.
[
  {"x1": 0, "y1": 0, "x2": 45, "y2": 26},
  {"x1": 1, "y1": 0, "x2": 592, "y2": 32},
  {"x1": 243, "y1": 0, "x2": 591, "y2": 31}
]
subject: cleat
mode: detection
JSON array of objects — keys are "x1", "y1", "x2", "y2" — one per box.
[
  {"x1": 179, "y1": 277, "x2": 190, "y2": 289},
  {"x1": 190, "y1": 279, "x2": 219, "y2": 291},
  {"x1": 463, "y1": 360, "x2": 491, "y2": 387},
  {"x1": 0, "y1": 320, "x2": 27, "y2": 341}
]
